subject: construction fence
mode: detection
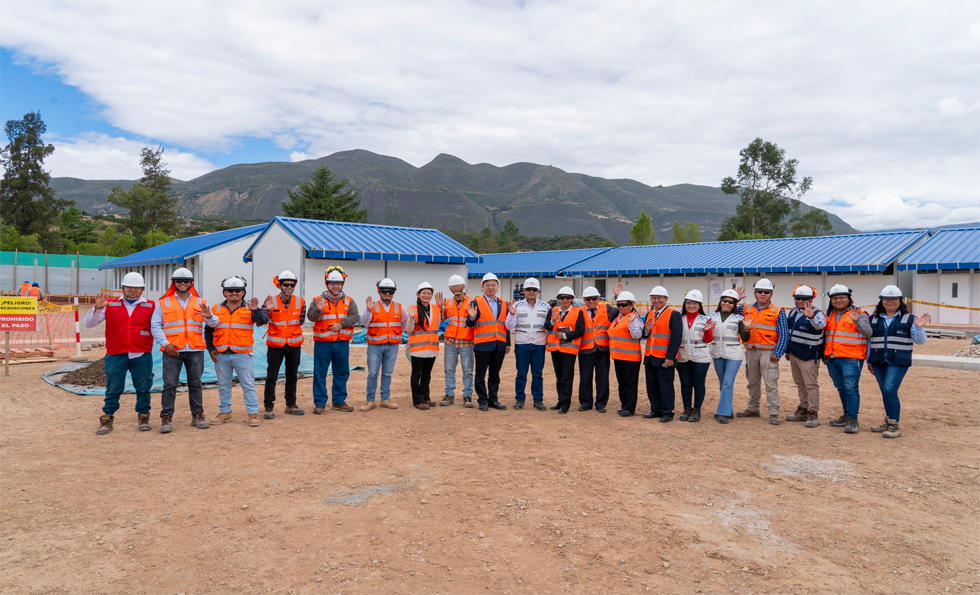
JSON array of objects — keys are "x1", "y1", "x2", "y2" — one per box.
[
  {"x1": 1, "y1": 250, "x2": 114, "y2": 296},
  {"x1": 2, "y1": 301, "x2": 79, "y2": 358}
]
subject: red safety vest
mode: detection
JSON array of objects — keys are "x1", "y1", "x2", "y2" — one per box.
[{"x1": 104, "y1": 298, "x2": 155, "y2": 355}]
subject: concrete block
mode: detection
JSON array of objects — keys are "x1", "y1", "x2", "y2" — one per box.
[{"x1": 911, "y1": 354, "x2": 980, "y2": 371}]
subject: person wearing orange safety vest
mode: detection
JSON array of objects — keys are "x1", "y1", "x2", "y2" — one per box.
[
  {"x1": 150, "y1": 267, "x2": 214, "y2": 433},
  {"x1": 204, "y1": 276, "x2": 271, "y2": 428},
  {"x1": 543, "y1": 286, "x2": 586, "y2": 414},
  {"x1": 439, "y1": 274, "x2": 474, "y2": 407},
  {"x1": 642, "y1": 286, "x2": 683, "y2": 422},
  {"x1": 19, "y1": 281, "x2": 31, "y2": 296},
  {"x1": 577, "y1": 284, "x2": 622, "y2": 413},
  {"x1": 306, "y1": 266, "x2": 360, "y2": 413},
  {"x1": 262, "y1": 270, "x2": 307, "y2": 419},
  {"x1": 609, "y1": 292, "x2": 645, "y2": 416},
  {"x1": 28, "y1": 282, "x2": 42, "y2": 301},
  {"x1": 465, "y1": 272, "x2": 511, "y2": 411},
  {"x1": 408, "y1": 282, "x2": 441, "y2": 409},
  {"x1": 734, "y1": 279, "x2": 789, "y2": 426},
  {"x1": 358, "y1": 278, "x2": 407, "y2": 411},
  {"x1": 823, "y1": 284, "x2": 872, "y2": 435}
]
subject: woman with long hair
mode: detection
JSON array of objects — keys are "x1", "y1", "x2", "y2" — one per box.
[
  {"x1": 708, "y1": 289, "x2": 748, "y2": 423},
  {"x1": 408, "y1": 283, "x2": 441, "y2": 410},
  {"x1": 675, "y1": 290, "x2": 714, "y2": 422}
]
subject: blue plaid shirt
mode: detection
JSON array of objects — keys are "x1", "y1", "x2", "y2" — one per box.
[{"x1": 737, "y1": 303, "x2": 789, "y2": 358}]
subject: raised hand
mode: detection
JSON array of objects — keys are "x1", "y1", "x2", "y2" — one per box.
[
  {"x1": 94, "y1": 292, "x2": 109, "y2": 309},
  {"x1": 743, "y1": 319, "x2": 754, "y2": 330},
  {"x1": 735, "y1": 286, "x2": 746, "y2": 301},
  {"x1": 263, "y1": 295, "x2": 275, "y2": 309},
  {"x1": 703, "y1": 318, "x2": 715, "y2": 331},
  {"x1": 613, "y1": 282, "x2": 624, "y2": 298},
  {"x1": 248, "y1": 296, "x2": 260, "y2": 310},
  {"x1": 314, "y1": 296, "x2": 325, "y2": 310},
  {"x1": 915, "y1": 312, "x2": 931, "y2": 327},
  {"x1": 508, "y1": 301, "x2": 517, "y2": 315},
  {"x1": 197, "y1": 300, "x2": 211, "y2": 319},
  {"x1": 643, "y1": 313, "x2": 654, "y2": 331},
  {"x1": 408, "y1": 311, "x2": 416, "y2": 329},
  {"x1": 803, "y1": 302, "x2": 815, "y2": 318},
  {"x1": 468, "y1": 301, "x2": 479, "y2": 318},
  {"x1": 434, "y1": 291, "x2": 445, "y2": 307},
  {"x1": 847, "y1": 306, "x2": 862, "y2": 322},
  {"x1": 365, "y1": 295, "x2": 375, "y2": 312}
]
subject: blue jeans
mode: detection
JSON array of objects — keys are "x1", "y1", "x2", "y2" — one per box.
[
  {"x1": 712, "y1": 357, "x2": 741, "y2": 417},
  {"x1": 514, "y1": 343, "x2": 546, "y2": 402},
  {"x1": 313, "y1": 340, "x2": 350, "y2": 406},
  {"x1": 215, "y1": 351, "x2": 259, "y2": 414},
  {"x1": 366, "y1": 343, "x2": 398, "y2": 401},
  {"x1": 872, "y1": 363, "x2": 908, "y2": 421},
  {"x1": 443, "y1": 341, "x2": 474, "y2": 398},
  {"x1": 676, "y1": 360, "x2": 711, "y2": 410},
  {"x1": 826, "y1": 357, "x2": 863, "y2": 420},
  {"x1": 103, "y1": 353, "x2": 153, "y2": 415}
]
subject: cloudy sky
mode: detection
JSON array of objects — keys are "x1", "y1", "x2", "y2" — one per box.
[{"x1": 1, "y1": 1, "x2": 977, "y2": 231}]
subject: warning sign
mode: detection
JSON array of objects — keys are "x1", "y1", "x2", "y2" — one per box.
[{"x1": 0, "y1": 297, "x2": 38, "y2": 332}]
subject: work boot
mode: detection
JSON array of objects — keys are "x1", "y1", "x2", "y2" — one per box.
[
  {"x1": 870, "y1": 417, "x2": 890, "y2": 432},
  {"x1": 380, "y1": 400, "x2": 398, "y2": 410},
  {"x1": 735, "y1": 409, "x2": 760, "y2": 418},
  {"x1": 415, "y1": 402, "x2": 431, "y2": 410},
  {"x1": 247, "y1": 414, "x2": 260, "y2": 427},
  {"x1": 714, "y1": 414, "x2": 729, "y2": 424},
  {"x1": 463, "y1": 398, "x2": 474, "y2": 408},
  {"x1": 209, "y1": 411, "x2": 233, "y2": 425},
  {"x1": 96, "y1": 414, "x2": 114, "y2": 435},
  {"x1": 439, "y1": 395, "x2": 454, "y2": 406},
  {"x1": 360, "y1": 401, "x2": 377, "y2": 412},
  {"x1": 769, "y1": 414, "x2": 781, "y2": 425},
  {"x1": 264, "y1": 408, "x2": 275, "y2": 419},
  {"x1": 138, "y1": 413, "x2": 151, "y2": 432},
  {"x1": 679, "y1": 407, "x2": 693, "y2": 421},
  {"x1": 688, "y1": 408, "x2": 701, "y2": 422},
  {"x1": 313, "y1": 406, "x2": 326, "y2": 414},
  {"x1": 159, "y1": 414, "x2": 173, "y2": 434},
  {"x1": 829, "y1": 414, "x2": 847, "y2": 427},
  {"x1": 331, "y1": 403, "x2": 354, "y2": 412},
  {"x1": 843, "y1": 417, "x2": 859, "y2": 434},
  {"x1": 882, "y1": 419, "x2": 901, "y2": 439},
  {"x1": 785, "y1": 406, "x2": 808, "y2": 422},
  {"x1": 805, "y1": 411, "x2": 820, "y2": 428},
  {"x1": 191, "y1": 411, "x2": 210, "y2": 429},
  {"x1": 284, "y1": 406, "x2": 305, "y2": 415}
]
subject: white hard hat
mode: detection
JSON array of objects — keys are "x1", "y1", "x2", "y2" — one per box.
[
  {"x1": 879, "y1": 285, "x2": 903, "y2": 299},
  {"x1": 377, "y1": 278, "x2": 397, "y2": 290},
  {"x1": 277, "y1": 270, "x2": 298, "y2": 282},
  {"x1": 448, "y1": 274, "x2": 465, "y2": 287},
  {"x1": 221, "y1": 276, "x2": 247, "y2": 289},
  {"x1": 417, "y1": 282, "x2": 434, "y2": 293},
  {"x1": 325, "y1": 270, "x2": 345, "y2": 283},
  {"x1": 684, "y1": 289, "x2": 704, "y2": 303},
  {"x1": 754, "y1": 278, "x2": 775, "y2": 291},
  {"x1": 524, "y1": 277, "x2": 541, "y2": 290},
  {"x1": 121, "y1": 272, "x2": 145, "y2": 288},
  {"x1": 582, "y1": 286, "x2": 601, "y2": 298},
  {"x1": 482, "y1": 273, "x2": 499, "y2": 283},
  {"x1": 557, "y1": 286, "x2": 575, "y2": 297},
  {"x1": 649, "y1": 286, "x2": 669, "y2": 298},
  {"x1": 617, "y1": 291, "x2": 636, "y2": 302},
  {"x1": 720, "y1": 289, "x2": 740, "y2": 301},
  {"x1": 792, "y1": 285, "x2": 816, "y2": 299},
  {"x1": 171, "y1": 267, "x2": 194, "y2": 280},
  {"x1": 828, "y1": 284, "x2": 852, "y2": 297}
]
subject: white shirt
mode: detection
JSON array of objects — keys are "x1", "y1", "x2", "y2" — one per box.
[
  {"x1": 150, "y1": 293, "x2": 212, "y2": 352},
  {"x1": 85, "y1": 296, "x2": 150, "y2": 359},
  {"x1": 505, "y1": 298, "x2": 550, "y2": 345}
]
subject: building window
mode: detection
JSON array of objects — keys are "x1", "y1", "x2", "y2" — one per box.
[{"x1": 952, "y1": 283, "x2": 958, "y2": 299}]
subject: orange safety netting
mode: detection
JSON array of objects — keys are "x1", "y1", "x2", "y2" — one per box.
[{"x1": 2, "y1": 301, "x2": 78, "y2": 358}]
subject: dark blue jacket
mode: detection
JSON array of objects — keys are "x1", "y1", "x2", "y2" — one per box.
[
  {"x1": 786, "y1": 310, "x2": 824, "y2": 361},
  {"x1": 868, "y1": 313, "x2": 915, "y2": 367}
]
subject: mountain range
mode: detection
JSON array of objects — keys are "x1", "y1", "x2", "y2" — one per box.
[{"x1": 50, "y1": 149, "x2": 859, "y2": 242}]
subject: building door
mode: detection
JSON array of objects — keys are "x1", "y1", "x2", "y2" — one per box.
[{"x1": 595, "y1": 279, "x2": 607, "y2": 299}]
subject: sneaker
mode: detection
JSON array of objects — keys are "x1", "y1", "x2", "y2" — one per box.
[
  {"x1": 138, "y1": 413, "x2": 151, "y2": 431},
  {"x1": 688, "y1": 408, "x2": 701, "y2": 423},
  {"x1": 785, "y1": 407, "x2": 808, "y2": 422},
  {"x1": 191, "y1": 412, "x2": 210, "y2": 429},
  {"x1": 735, "y1": 409, "x2": 760, "y2": 418},
  {"x1": 160, "y1": 414, "x2": 174, "y2": 433},
  {"x1": 439, "y1": 396, "x2": 454, "y2": 407},
  {"x1": 805, "y1": 411, "x2": 820, "y2": 428},
  {"x1": 769, "y1": 415, "x2": 782, "y2": 426},
  {"x1": 870, "y1": 417, "x2": 890, "y2": 432},
  {"x1": 360, "y1": 401, "x2": 377, "y2": 412},
  {"x1": 463, "y1": 398, "x2": 474, "y2": 409},
  {"x1": 247, "y1": 413, "x2": 260, "y2": 427},
  {"x1": 843, "y1": 417, "x2": 859, "y2": 434},
  {"x1": 882, "y1": 419, "x2": 901, "y2": 439},
  {"x1": 263, "y1": 409, "x2": 275, "y2": 419},
  {"x1": 96, "y1": 414, "x2": 114, "y2": 435},
  {"x1": 534, "y1": 402, "x2": 547, "y2": 411},
  {"x1": 514, "y1": 401, "x2": 524, "y2": 410},
  {"x1": 679, "y1": 407, "x2": 693, "y2": 421},
  {"x1": 380, "y1": 400, "x2": 399, "y2": 410},
  {"x1": 312, "y1": 406, "x2": 326, "y2": 414},
  {"x1": 209, "y1": 411, "x2": 233, "y2": 425},
  {"x1": 331, "y1": 403, "x2": 354, "y2": 412},
  {"x1": 284, "y1": 406, "x2": 305, "y2": 415},
  {"x1": 828, "y1": 414, "x2": 847, "y2": 427}
]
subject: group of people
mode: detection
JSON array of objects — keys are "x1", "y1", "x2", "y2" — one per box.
[
  {"x1": 18, "y1": 280, "x2": 43, "y2": 300},
  {"x1": 86, "y1": 266, "x2": 929, "y2": 440}
]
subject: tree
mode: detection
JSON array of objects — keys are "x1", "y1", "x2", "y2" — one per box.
[
  {"x1": 628, "y1": 210, "x2": 656, "y2": 246},
  {"x1": 470, "y1": 226, "x2": 499, "y2": 253},
  {"x1": 78, "y1": 226, "x2": 136, "y2": 257},
  {"x1": 107, "y1": 146, "x2": 181, "y2": 245},
  {"x1": 57, "y1": 206, "x2": 99, "y2": 252},
  {"x1": 107, "y1": 184, "x2": 156, "y2": 244},
  {"x1": 790, "y1": 208, "x2": 833, "y2": 237},
  {"x1": 670, "y1": 221, "x2": 702, "y2": 244},
  {"x1": 497, "y1": 219, "x2": 520, "y2": 253},
  {"x1": 718, "y1": 138, "x2": 812, "y2": 241},
  {"x1": 0, "y1": 225, "x2": 43, "y2": 252},
  {"x1": 0, "y1": 111, "x2": 71, "y2": 250},
  {"x1": 282, "y1": 166, "x2": 368, "y2": 222}
]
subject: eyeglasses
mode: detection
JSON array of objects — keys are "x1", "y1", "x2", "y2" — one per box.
[
  {"x1": 558, "y1": 296, "x2": 573, "y2": 300},
  {"x1": 174, "y1": 279, "x2": 192, "y2": 284},
  {"x1": 225, "y1": 288, "x2": 244, "y2": 294},
  {"x1": 720, "y1": 299, "x2": 737, "y2": 305},
  {"x1": 524, "y1": 288, "x2": 539, "y2": 292},
  {"x1": 616, "y1": 303, "x2": 631, "y2": 308},
  {"x1": 379, "y1": 289, "x2": 395, "y2": 295},
  {"x1": 584, "y1": 297, "x2": 599, "y2": 301},
  {"x1": 755, "y1": 290, "x2": 772, "y2": 295},
  {"x1": 280, "y1": 283, "x2": 295, "y2": 288}
]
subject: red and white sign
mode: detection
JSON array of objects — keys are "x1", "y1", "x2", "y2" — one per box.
[{"x1": 0, "y1": 297, "x2": 37, "y2": 332}]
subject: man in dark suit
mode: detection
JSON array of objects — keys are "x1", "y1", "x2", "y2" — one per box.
[{"x1": 467, "y1": 273, "x2": 511, "y2": 411}]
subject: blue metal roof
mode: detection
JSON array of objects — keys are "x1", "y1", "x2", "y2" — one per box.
[
  {"x1": 897, "y1": 227, "x2": 980, "y2": 270},
  {"x1": 468, "y1": 247, "x2": 614, "y2": 278},
  {"x1": 560, "y1": 231, "x2": 929, "y2": 276},
  {"x1": 244, "y1": 217, "x2": 481, "y2": 264},
  {"x1": 99, "y1": 224, "x2": 266, "y2": 270}
]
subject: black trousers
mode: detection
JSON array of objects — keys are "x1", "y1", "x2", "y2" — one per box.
[
  {"x1": 614, "y1": 359, "x2": 641, "y2": 413},
  {"x1": 410, "y1": 356, "x2": 436, "y2": 405},
  {"x1": 551, "y1": 351, "x2": 577, "y2": 410},
  {"x1": 578, "y1": 349, "x2": 610, "y2": 409},
  {"x1": 264, "y1": 344, "x2": 303, "y2": 409},
  {"x1": 645, "y1": 360, "x2": 676, "y2": 417},
  {"x1": 676, "y1": 360, "x2": 710, "y2": 409},
  {"x1": 474, "y1": 350, "x2": 506, "y2": 405},
  {"x1": 161, "y1": 351, "x2": 204, "y2": 417}
]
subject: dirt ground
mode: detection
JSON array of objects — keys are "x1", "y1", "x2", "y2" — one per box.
[{"x1": 1, "y1": 337, "x2": 978, "y2": 595}]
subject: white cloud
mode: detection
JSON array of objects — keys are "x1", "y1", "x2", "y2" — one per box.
[
  {"x1": 3, "y1": 1, "x2": 979, "y2": 228},
  {"x1": 46, "y1": 133, "x2": 216, "y2": 180},
  {"x1": 289, "y1": 151, "x2": 311, "y2": 162}
]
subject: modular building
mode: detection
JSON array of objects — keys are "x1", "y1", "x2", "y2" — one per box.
[{"x1": 897, "y1": 227, "x2": 980, "y2": 325}]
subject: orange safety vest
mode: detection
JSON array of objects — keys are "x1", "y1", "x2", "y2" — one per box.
[
  {"x1": 408, "y1": 304, "x2": 440, "y2": 355},
  {"x1": 743, "y1": 303, "x2": 780, "y2": 350},
  {"x1": 587, "y1": 305, "x2": 613, "y2": 348},
  {"x1": 313, "y1": 295, "x2": 354, "y2": 342},
  {"x1": 443, "y1": 295, "x2": 474, "y2": 341},
  {"x1": 824, "y1": 310, "x2": 868, "y2": 360},
  {"x1": 19, "y1": 282, "x2": 30, "y2": 296},
  {"x1": 159, "y1": 293, "x2": 207, "y2": 351},
  {"x1": 366, "y1": 301, "x2": 403, "y2": 345},
  {"x1": 211, "y1": 303, "x2": 254, "y2": 354},
  {"x1": 28, "y1": 286, "x2": 41, "y2": 298},
  {"x1": 546, "y1": 306, "x2": 583, "y2": 355},
  {"x1": 579, "y1": 307, "x2": 596, "y2": 352},
  {"x1": 608, "y1": 313, "x2": 642, "y2": 362},
  {"x1": 644, "y1": 307, "x2": 675, "y2": 358},
  {"x1": 267, "y1": 294, "x2": 305, "y2": 347},
  {"x1": 473, "y1": 296, "x2": 507, "y2": 344}
]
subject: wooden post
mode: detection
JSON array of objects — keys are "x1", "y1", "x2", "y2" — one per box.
[{"x1": 4, "y1": 331, "x2": 9, "y2": 376}]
